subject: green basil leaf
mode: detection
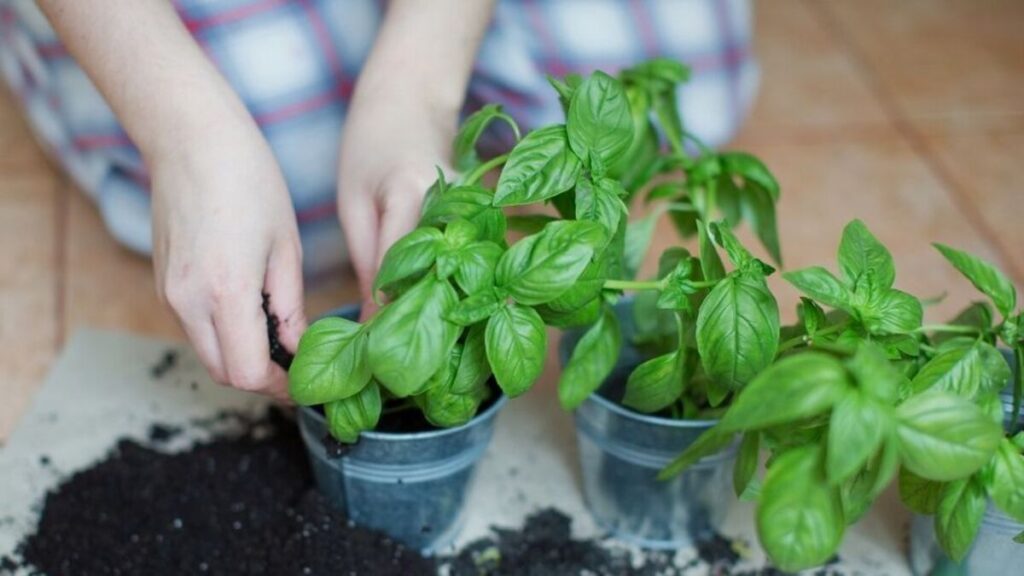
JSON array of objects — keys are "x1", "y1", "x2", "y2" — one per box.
[
  {"x1": 716, "y1": 176, "x2": 743, "y2": 226},
  {"x1": 567, "y1": 71, "x2": 634, "y2": 168},
  {"x1": 984, "y1": 439, "x2": 1024, "y2": 522},
  {"x1": 936, "y1": 301, "x2": 993, "y2": 346},
  {"x1": 697, "y1": 221, "x2": 726, "y2": 282},
  {"x1": 367, "y1": 275, "x2": 461, "y2": 397},
  {"x1": 936, "y1": 477, "x2": 986, "y2": 562},
  {"x1": 452, "y1": 241, "x2": 503, "y2": 296},
  {"x1": 799, "y1": 297, "x2": 827, "y2": 338},
  {"x1": 757, "y1": 445, "x2": 844, "y2": 573},
  {"x1": 448, "y1": 291, "x2": 503, "y2": 327},
  {"x1": 911, "y1": 341, "x2": 1011, "y2": 400},
  {"x1": 485, "y1": 303, "x2": 546, "y2": 396},
  {"x1": 741, "y1": 183, "x2": 782, "y2": 266},
  {"x1": 420, "y1": 166, "x2": 448, "y2": 214},
  {"x1": 719, "y1": 152, "x2": 780, "y2": 202},
  {"x1": 496, "y1": 220, "x2": 605, "y2": 305},
  {"x1": 935, "y1": 243, "x2": 1017, "y2": 318},
  {"x1": 536, "y1": 297, "x2": 602, "y2": 328},
  {"x1": 718, "y1": 352, "x2": 850, "y2": 433},
  {"x1": 837, "y1": 219, "x2": 896, "y2": 289},
  {"x1": 506, "y1": 214, "x2": 557, "y2": 234},
  {"x1": 494, "y1": 125, "x2": 582, "y2": 207},
  {"x1": 623, "y1": 209, "x2": 660, "y2": 280},
  {"x1": 420, "y1": 185, "x2": 507, "y2": 245},
  {"x1": 289, "y1": 317, "x2": 371, "y2": 406},
  {"x1": 621, "y1": 57, "x2": 691, "y2": 86},
  {"x1": 860, "y1": 289, "x2": 923, "y2": 335},
  {"x1": 896, "y1": 392, "x2": 1003, "y2": 481},
  {"x1": 696, "y1": 271, "x2": 780, "y2": 391},
  {"x1": 443, "y1": 218, "x2": 479, "y2": 249},
  {"x1": 558, "y1": 306, "x2": 621, "y2": 410},
  {"x1": 657, "y1": 427, "x2": 734, "y2": 480},
  {"x1": 784, "y1": 266, "x2": 852, "y2": 311},
  {"x1": 373, "y1": 227, "x2": 444, "y2": 300},
  {"x1": 734, "y1": 431, "x2": 760, "y2": 498},
  {"x1": 846, "y1": 342, "x2": 902, "y2": 404},
  {"x1": 899, "y1": 467, "x2": 946, "y2": 515},
  {"x1": 623, "y1": 352, "x2": 684, "y2": 413},
  {"x1": 547, "y1": 73, "x2": 581, "y2": 111},
  {"x1": 576, "y1": 177, "x2": 627, "y2": 239},
  {"x1": 325, "y1": 381, "x2": 382, "y2": 443},
  {"x1": 707, "y1": 221, "x2": 764, "y2": 273},
  {"x1": 827, "y1": 389, "x2": 891, "y2": 484},
  {"x1": 451, "y1": 324, "x2": 491, "y2": 395},
  {"x1": 454, "y1": 104, "x2": 521, "y2": 172}
]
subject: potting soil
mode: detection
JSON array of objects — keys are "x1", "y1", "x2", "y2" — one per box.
[{"x1": 5, "y1": 408, "x2": 776, "y2": 575}]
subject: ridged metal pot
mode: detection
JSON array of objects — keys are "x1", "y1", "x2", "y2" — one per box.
[
  {"x1": 561, "y1": 299, "x2": 736, "y2": 548},
  {"x1": 908, "y1": 349, "x2": 1024, "y2": 575},
  {"x1": 296, "y1": 305, "x2": 507, "y2": 553}
]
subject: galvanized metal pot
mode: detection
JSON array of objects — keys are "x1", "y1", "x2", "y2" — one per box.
[
  {"x1": 562, "y1": 300, "x2": 737, "y2": 549},
  {"x1": 908, "y1": 349, "x2": 1024, "y2": 575},
  {"x1": 296, "y1": 305, "x2": 507, "y2": 553}
]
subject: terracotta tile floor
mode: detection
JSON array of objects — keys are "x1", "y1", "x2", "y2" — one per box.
[{"x1": 1, "y1": 0, "x2": 1022, "y2": 440}]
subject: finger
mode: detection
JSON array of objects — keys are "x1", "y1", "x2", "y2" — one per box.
[
  {"x1": 211, "y1": 288, "x2": 289, "y2": 401},
  {"x1": 375, "y1": 191, "x2": 424, "y2": 269},
  {"x1": 263, "y1": 236, "x2": 307, "y2": 354},
  {"x1": 181, "y1": 315, "x2": 228, "y2": 385},
  {"x1": 338, "y1": 190, "x2": 380, "y2": 304}
]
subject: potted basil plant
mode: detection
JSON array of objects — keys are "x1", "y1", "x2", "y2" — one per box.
[
  {"x1": 663, "y1": 222, "x2": 1024, "y2": 573},
  {"x1": 550, "y1": 60, "x2": 784, "y2": 548},
  {"x1": 904, "y1": 244, "x2": 1024, "y2": 575},
  {"x1": 288, "y1": 59, "x2": 751, "y2": 551}
]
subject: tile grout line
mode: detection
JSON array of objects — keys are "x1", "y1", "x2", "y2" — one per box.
[
  {"x1": 54, "y1": 175, "x2": 68, "y2": 349},
  {"x1": 804, "y1": 0, "x2": 1024, "y2": 286}
]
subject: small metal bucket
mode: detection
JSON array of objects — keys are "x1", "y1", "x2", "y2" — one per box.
[
  {"x1": 296, "y1": 305, "x2": 507, "y2": 553},
  {"x1": 562, "y1": 300, "x2": 737, "y2": 549},
  {"x1": 908, "y1": 348, "x2": 1024, "y2": 575}
]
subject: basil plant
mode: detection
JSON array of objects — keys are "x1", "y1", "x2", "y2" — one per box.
[
  {"x1": 663, "y1": 220, "x2": 1024, "y2": 572},
  {"x1": 287, "y1": 58, "x2": 782, "y2": 442}
]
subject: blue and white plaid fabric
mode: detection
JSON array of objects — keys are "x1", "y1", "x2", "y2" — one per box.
[{"x1": 0, "y1": 0, "x2": 758, "y2": 276}]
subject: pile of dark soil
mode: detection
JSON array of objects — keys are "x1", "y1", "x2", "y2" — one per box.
[{"x1": 9, "y1": 409, "x2": 434, "y2": 576}]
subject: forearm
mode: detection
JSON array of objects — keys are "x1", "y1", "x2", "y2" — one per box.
[
  {"x1": 356, "y1": 0, "x2": 497, "y2": 119},
  {"x1": 37, "y1": 0, "x2": 255, "y2": 163}
]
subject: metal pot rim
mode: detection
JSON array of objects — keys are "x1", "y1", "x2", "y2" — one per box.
[
  {"x1": 587, "y1": 388, "x2": 720, "y2": 429},
  {"x1": 298, "y1": 393, "x2": 508, "y2": 442}
]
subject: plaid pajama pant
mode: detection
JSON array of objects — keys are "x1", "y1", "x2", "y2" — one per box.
[{"x1": 0, "y1": 0, "x2": 758, "y2": 276}]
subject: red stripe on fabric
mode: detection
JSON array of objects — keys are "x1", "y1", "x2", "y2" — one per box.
[
  {"x1": 253, "y1": 84, "x2": 349, "y2": 125},
  {"x1": 297, "y1": 200, "x2": 336, "y2": 224},
  {"x1": 627, "y1": 0, "x2": 660, "y2": 58},
  {"x1": 36, "y1": 42, "x2": 69, "y2": 60},
  {"x1": 521, "y1": 0, "x2": 568, "y2": 77},
  {"x1": 295, "y1": 0, "x2": 345, "y2": 79},
  {"x1": 711, "y1": 0, "x2": 741, "y2": 121},
  {"x1": 182, "y1": 0, "x2": 287, "y2": 33},
  {"x1": 73, "y1": 133, "x2": 134, "y2": 150}
]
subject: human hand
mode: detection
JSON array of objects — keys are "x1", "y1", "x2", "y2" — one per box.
[
  {"x1": 151, "y1": 121, "x2": 306, "y2": 401},
  {"x1": 337, "y1": 75, "x2": 457, "y2": 314}
]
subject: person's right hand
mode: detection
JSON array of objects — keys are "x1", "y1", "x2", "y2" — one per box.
[{"x1": 150, "y1": 121, "x2": 306, "y2": 402}]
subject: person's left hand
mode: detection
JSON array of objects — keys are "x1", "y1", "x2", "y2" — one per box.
[{"x1": 336, "y1": 75, "x2": 456, "y2": 315}]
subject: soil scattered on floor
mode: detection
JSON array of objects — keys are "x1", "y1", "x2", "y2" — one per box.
[
  {"x1": 148, "y1": 350, "x2": 178, "y2": 378},
  {"x1": 10, "y1": 408, "x2": 434, "y2": 576}
]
